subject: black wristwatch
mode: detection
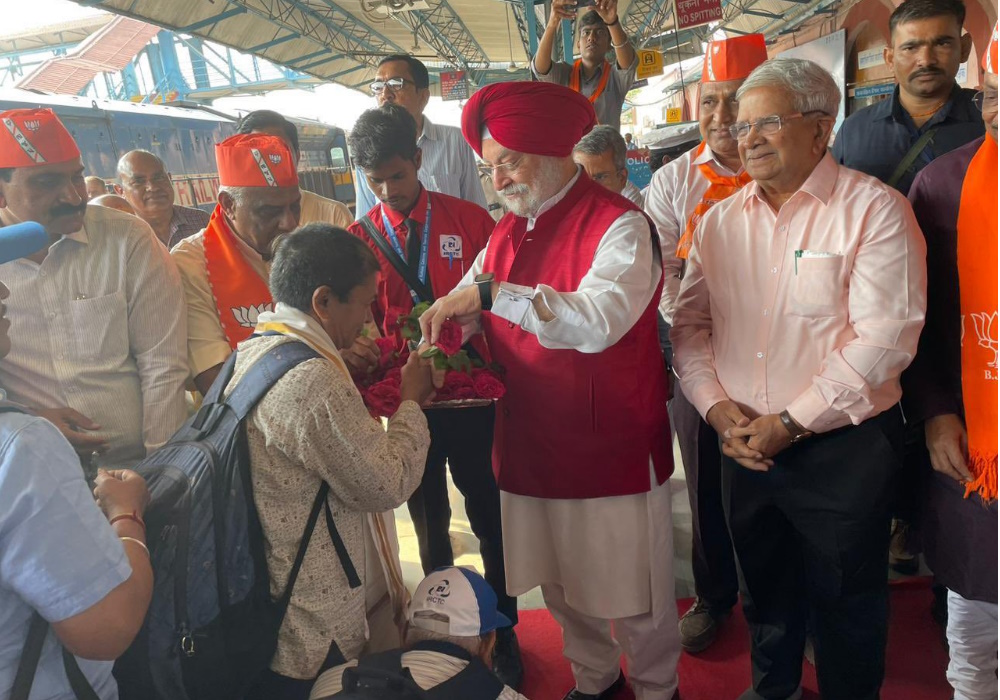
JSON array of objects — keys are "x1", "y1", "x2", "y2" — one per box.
[
  {"x1": 475, "y1": 272, "x2": 495, "y2": 312},
  {"x1": 779, "y1": 410, "x2": 812, "y2": 443},
  {"x1": 604, "y1": 16, "x2": 620, "y2": 26}
]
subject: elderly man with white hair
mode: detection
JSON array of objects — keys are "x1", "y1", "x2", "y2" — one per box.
[
  {"x1": 572, "y1": 125, "x2": 644, "y2": 206},
  {"x1": 671, "y1": 58, "x2": 927, "y2": 700}
]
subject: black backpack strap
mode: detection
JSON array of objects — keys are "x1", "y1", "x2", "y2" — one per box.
[
  {"x1": 201, "y1": 349, "x2": 240, "y2": 405},
  {"x1": 62, "y1": 649, "x2": 100, "y2": 700},
  {"x1": 11, "y1": 612, "x2": 48, "y2": 700},
  {"x1": 12, "y1": 612, "x2": 100, "y2": 700},
  {"x1": 359, "y1": 215, "x2": 435, "y2": 304},
  {"x1": 224, "y1": 341, "x2": 320, "y2": 421},
  {"x1": 887, "y1": 127, "x2": 938, "y2": 189}
]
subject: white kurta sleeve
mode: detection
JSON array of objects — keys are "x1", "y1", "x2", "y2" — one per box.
[
  {"x1": 643, "y1": 165, "x2": 685, "y2": 324},
  {"x1": 521, "y1": 210, "x2": 660, "y2": 353}
]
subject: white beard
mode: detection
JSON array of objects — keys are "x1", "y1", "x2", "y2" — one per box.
[{"x1": 501, "y1": 157, "x2": 569, "y2": 218}]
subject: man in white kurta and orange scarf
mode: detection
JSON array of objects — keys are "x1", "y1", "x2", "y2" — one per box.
[
  {"x1": 904, "y1": 25, "x2": 999, "y2": 700},
  {"x1": 420, "y1": 82, "x2": 680, "y2": 700}
]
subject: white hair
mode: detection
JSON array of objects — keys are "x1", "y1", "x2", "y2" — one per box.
[{"x1": 736, "y1": 58, "x2": 841, "y2": 117}]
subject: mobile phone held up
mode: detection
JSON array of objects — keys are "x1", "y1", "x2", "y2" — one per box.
[{"x1": 576, "y1": 0, "x2": 597, "y2": 7}]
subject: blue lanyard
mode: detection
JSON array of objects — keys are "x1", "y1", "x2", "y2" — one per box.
[{"x1": 381, "y1": 196, "x2": 432, "y2": 305}]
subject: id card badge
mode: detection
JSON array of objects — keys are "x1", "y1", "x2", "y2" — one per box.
[{"x1": 440, "y1": 234, "x2": 463, "y2": 269}]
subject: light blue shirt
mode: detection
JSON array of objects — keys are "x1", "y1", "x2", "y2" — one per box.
[
  {"x1": 0, "y1": 406, "x2": 132, "y2": 700},
  {"x1": 354, "y1": 116, "x2": 488, "y2": 219}
]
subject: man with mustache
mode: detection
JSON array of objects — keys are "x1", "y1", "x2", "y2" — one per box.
[
  {"x1": 672, "y1": 58, "x2": 926, "y2": 700},
  {"x1": 345, "y1": 105, "x2": 522, "y2": 688},
  {"x1": 533, "y1": 0, "x2": 636, "y2": 131},
  {"x1": 422, "y1": 81, "x2": 679, "y2": 700},
  {"x1": 170, "y1": 133, "x2": 302, "y2": 395},
  {"x1": 353, "y1": 55, "x2": 487, "y2": 218},
  {"x1": 0, "y1": 108, "x2": 188, "y2": 468},
  {"x1": 833, "y1": 0, "x2": 982, "y2": 196},
  {"x1": 832, "y1": 0, "x2": 983, "y2": 581},
  {"x1": 644, "y1": 33, "x2": 768, "y2": 655},
  {"x1": 116, "y1": 149, "x2": 209, "y2": 248}
]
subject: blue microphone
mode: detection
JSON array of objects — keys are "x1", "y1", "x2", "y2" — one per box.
[{"x1": 0, "y1": 222, "x2": 47, "y2": 265}]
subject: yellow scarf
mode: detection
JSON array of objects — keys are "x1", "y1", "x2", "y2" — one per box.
[{"x1": 957, "y1": 137, "x2": 999, "y2": 502}]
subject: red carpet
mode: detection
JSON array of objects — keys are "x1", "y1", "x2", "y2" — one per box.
[{"x1": 518, "y1": 578, "x2": 951, "y2": 700}]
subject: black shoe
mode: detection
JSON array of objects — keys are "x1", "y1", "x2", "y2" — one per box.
[
  {"x1": 562, "y1": 670, "x2": 626, "y2": 700},
  {"x1": 493, "y1": 628, "x2": 524, "y2": 690}
]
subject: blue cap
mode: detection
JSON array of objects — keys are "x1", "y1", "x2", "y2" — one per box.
[{"x1": 408, "y1": 566, "x2": 512, "y2": 637}]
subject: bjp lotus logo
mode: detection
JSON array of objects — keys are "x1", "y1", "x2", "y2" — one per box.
[
  {"x1": 231, "y1": 303, "x2": 272, "y2": 329},
  {"x1": 268, "y1": 154, "x2": 282, "y2": 164},
  {"x1": 970, "y1": 311, "x2": 998, "y2": 368},
  {"x1": 23, "y1": 120, "x2": 41, "y2": 131}
]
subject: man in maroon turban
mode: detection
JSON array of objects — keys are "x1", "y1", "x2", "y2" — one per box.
[{"x1": 426, "y1": 81, "x2": 681, "y2": 700}]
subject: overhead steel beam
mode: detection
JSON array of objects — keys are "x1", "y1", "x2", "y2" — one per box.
[
  {"x1": 247, "y1": 33, "x2": 300, "y2": 52},
  {"x1": 622, "y1": 0, "x2": 672, "y2": 48},
  {"x1": 179, "y1": 7, "x2": 248, "y2": 33},
  {"x1": 387, "y1": 1, "x2": 492, "y2": 86}
]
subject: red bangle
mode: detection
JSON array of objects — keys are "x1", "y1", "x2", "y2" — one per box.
[{"x1": 109, "y1": 511, "x2": 146, "y2": 533}]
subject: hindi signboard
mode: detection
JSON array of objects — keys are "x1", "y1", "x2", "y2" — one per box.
[
  {"x1": 636, "y1": 49, "x2": 665, "y2": 80},
  {"x1": 674, "y1": 0, "x2": 723, "y2": 31},
  {"x1": 440, "y1": 71, "x2": 469, "y2": 101},
  {"x1": 857, "y1": 47, "x2": 886, "y2": 70},
  {"x1": 666, "y1": 107, "x2": 683, "y2": 123}
]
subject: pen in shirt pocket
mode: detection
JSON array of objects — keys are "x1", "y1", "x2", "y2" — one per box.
[{"x1": 794, "y1": 249, "x2": 839, "y2": 274}]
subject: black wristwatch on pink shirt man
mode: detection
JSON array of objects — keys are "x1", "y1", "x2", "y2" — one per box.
[{"x1": 475, "y1": 272, "x2": 495, "y2": 312}]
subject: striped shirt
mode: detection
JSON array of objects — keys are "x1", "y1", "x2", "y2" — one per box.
[
  {"x1": 354, "y1": 116, "x2": 488, "y2": 218},
  {"x1": 167, "y1": 204, "x2": 211, "y2": 248},
  {"x1": 0, "y1": 206, "x2": 189, "y2": 466}
]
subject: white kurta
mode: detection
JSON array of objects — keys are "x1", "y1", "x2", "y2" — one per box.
[
  {"x1": 454, "y1": 170, "x2": 673, "y2": 626},
  {"x1": 643, "y1": 143, "x2": 744, "y2": 324}
]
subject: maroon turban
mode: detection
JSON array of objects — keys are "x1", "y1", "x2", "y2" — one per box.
[{"x1": 461, "y1": 81, "x2": 598, "y2": 158}]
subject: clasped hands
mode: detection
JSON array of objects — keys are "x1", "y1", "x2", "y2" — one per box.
[{"x1": 706, "y1": 400, "x2": 794, "y2": 472}]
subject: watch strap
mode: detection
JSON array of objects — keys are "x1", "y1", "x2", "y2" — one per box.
[{"x1": 478, "y1": 279, "x2": 493, "y2": 312}]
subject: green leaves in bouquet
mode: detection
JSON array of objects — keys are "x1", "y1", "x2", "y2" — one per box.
[
  {"x1": 397, "y1": 301, "x2": 432, "y2": 341},
  {"x1": 411, "y1": 301, "x2": 432, "y2": 318},
  {"x1": 419, "y1": 346, "x2": 474, "y2": 373}
]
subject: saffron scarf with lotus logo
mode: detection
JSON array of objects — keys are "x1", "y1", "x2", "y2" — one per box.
[
  {"x1": 957, "y1": 136, "x2": 998, "y2": 502},
  {"x1": 202, "y1": 204, "x2": 273, "y2": 349}
]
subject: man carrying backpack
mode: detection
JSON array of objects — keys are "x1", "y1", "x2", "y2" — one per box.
[{"x1": 310, "y1": 566, "x2": 529, "y2": 700}]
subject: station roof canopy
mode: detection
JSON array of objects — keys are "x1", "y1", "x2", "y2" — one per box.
[{"x1": 67, "y1": 0, "x2": 842, "y2": 93}]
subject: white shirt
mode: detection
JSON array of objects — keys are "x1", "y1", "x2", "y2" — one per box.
[
  {"x1": 644, "y1": 143, "x2": 744, "y2": 324},
  {"x1": 622, "y1": 180, "x2": 645, "y2": 208},
  {"x1": 0, "y1": 206, "x2": 188, "y2": 465},
  {"x1": 354, "y1": 116, "x2": 488, "y2": 216},
  {"x1": 456, "y1": 169, "x2": 662, "y2": 354}
]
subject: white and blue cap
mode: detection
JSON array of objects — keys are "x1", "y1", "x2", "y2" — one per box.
[
  {"x1": 408, "y1": 566, "x2": 512, "y2": 637},
  {"x1": 0, "y1": 222, "x2": 47, "y2": 264}
]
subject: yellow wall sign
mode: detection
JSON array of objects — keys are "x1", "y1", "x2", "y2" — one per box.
[
  {"x1": 636, "y1": 49, "x2": 664, "y2": 80},
  {"x1": 666, "y1": 107, "x2": 683, "y2": 123}
]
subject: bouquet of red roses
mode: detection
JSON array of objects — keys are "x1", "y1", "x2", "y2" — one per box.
[{"x1": 358, "y1": 302, "x2": 506, "y2": 418}]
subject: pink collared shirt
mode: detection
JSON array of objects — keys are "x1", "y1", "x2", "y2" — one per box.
[{"x1": 671, "y1": 153, "x2": 927, "y2": 434}]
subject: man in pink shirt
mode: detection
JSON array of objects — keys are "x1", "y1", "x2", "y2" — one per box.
[{"x1": 671, "y1": 58, "x2": 926, "y2": 700}]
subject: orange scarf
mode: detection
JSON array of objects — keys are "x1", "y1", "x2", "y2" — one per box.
[
  {"x1": 569, "y1": 59, "x2": 612, "y2": 105},
  {"x1": 957, "y1": 137, "x2": 999, "y2": 502},
  {"x1": 202, "y1": 205, "x2": 273, "y2": 349},
  {"x1": 677, "y1": 142, "x2": 752, "y2": 259}
]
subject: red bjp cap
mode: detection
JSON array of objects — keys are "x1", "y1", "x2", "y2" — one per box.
[
  {"x1": 703, "y1": 34, "x2": 769, "y2": 83},
  {"x1": 215, "y1": 133, "x2": 298, "y2": 188},
  {"x1": 0, "y1": 108, "x2": 81, "y2": 168},
  {"x1": 983, "y1": 21, "x2": 998, "y2": 74}
]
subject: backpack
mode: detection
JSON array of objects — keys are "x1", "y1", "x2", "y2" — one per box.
[
  {"x1": 114, "y1": 340, "x2": 362, "y2": 700},
  {"x1": 329, "y1": 640, "x2": 505, "y2": 700}
]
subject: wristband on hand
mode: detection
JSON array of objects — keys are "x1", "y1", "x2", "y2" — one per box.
[
  {"x1": 119, "y1": 536, "x2": 150, "y2": 558},
  {"x1": 604, "y1": 16, "x2": 620, "y2": 26},
  {"x1": 110, "y1": 511, "x2": 146, "y2": 534}
]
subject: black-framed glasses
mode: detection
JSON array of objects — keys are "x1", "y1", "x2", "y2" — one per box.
[
  {"x1": 973, "y1": 90, "x2": 999, "y2": 112},
  {"x1": 728, "y1": 110, "x2": 829, "y2": 141},
  {"x1": 370, "y1": 77, "x2": 414, "y2": 94}
]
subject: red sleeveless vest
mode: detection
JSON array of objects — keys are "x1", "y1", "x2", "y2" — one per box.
[{"x1": 481, "y1": 174, "x2": 673, "y2": 499}]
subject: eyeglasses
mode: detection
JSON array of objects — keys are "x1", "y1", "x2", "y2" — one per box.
[
  {"x1": 973, "y1": 90, "x2": 999, "y2": 112},
  {"x1": 370, "y1": 77, "x2": 414, "y2": 94},
  {"x1": 476, "y1": 158, "x2": 523, "y2": 177},
  {"x1": 728, "y1": 110, "x2": 828, "y2": 141}
]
